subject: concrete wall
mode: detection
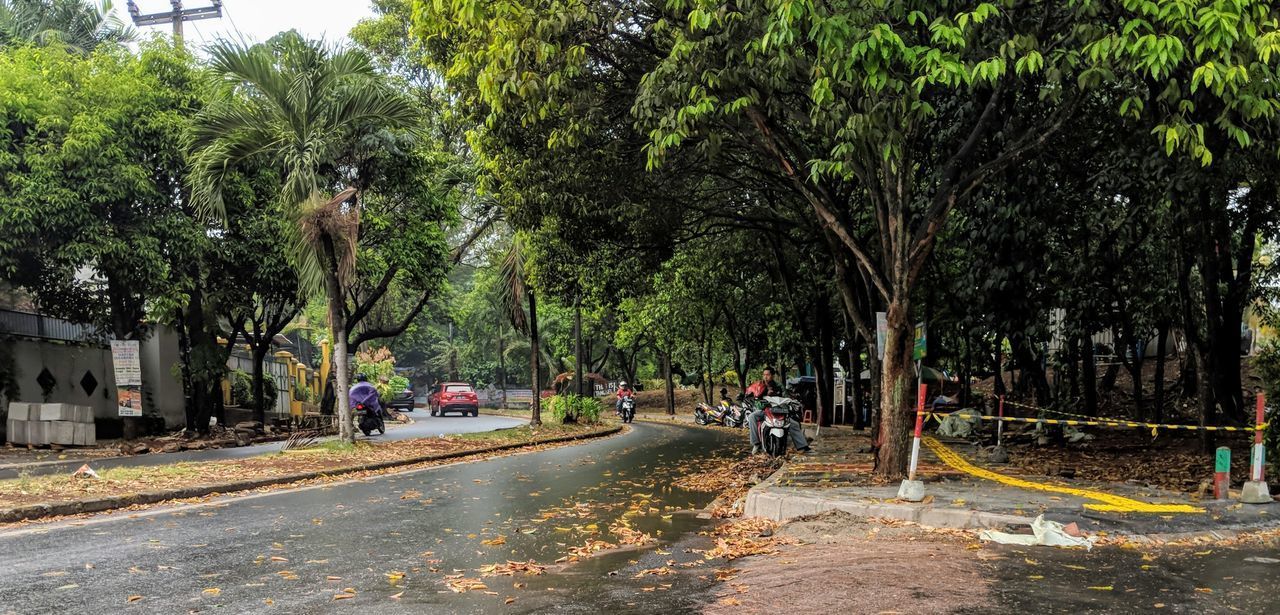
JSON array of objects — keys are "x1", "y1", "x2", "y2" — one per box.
[{"x1": 5, "y1": 329, "x2": 186, "y2": 431}]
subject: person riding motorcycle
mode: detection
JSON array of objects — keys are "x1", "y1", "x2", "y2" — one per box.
[
  {"x1": 349, "y1": 374, "x2": 382, "y2": 419},
  {"x1": 615, "y1": 381, "x2": 635, "y2": 416},
  {"x1": 745, "y1": 367, "x2": 810, "y2": 455}
]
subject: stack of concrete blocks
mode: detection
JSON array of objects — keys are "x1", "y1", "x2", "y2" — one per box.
[{"x1": 6, "y1": 403, "x2": 96, "y2": 446}]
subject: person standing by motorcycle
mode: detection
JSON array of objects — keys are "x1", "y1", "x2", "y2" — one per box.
[
  {"x1": 745, "y1": 367, "x2": 810, "y2": 455},
  {"x1": 615, "y1": 381, "x2": 635, "y2": 417}
]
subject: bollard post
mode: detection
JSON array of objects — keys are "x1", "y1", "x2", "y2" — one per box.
[
  {"x1": 908, "y1": 383, "x2": 926, "y2": 481},
  {"x1": 990, "y1": 395, "x2": 1009, "y2": 464},
  {"x1": 1242, "y1": 392, "x2": 1272, "y2": 504},
  {"x1": 997, "y1": 394, "x2": 1005, "y2": 448},
  {"x1": 897, "y1": 383, "x2": 927, "y2": 502},
  {"x1": 1214, "y1": 447, "x2": 1230, "y2": 501}
]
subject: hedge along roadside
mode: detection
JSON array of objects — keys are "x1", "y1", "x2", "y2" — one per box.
[{"x1": 0, "y1": 424, "x2": 622, "y2": 524}]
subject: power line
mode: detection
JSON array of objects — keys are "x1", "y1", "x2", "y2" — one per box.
[{"x1": 126, "y1": 1, "x2": 224, "y2": 42}]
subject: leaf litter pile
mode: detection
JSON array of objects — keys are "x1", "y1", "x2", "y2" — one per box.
[{"x1": 672, "y1": 454, "x2": 782, "y2": 518}]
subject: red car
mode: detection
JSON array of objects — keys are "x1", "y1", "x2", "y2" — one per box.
[{"x1": 429, "y1": 382, "x2": 480, "y2": 417}]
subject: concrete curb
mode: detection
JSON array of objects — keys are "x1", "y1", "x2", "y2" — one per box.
[
  {"x1": 744, "y1": 466, "x2": 1280, "y2": 540},
  {"x1": 0, "y1": 425, "x2": 622, "y2": 524},
  {"x1": 744, "y1": 479, "x2": 1032, "y2": 530}
]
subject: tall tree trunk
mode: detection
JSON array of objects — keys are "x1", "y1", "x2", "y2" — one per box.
[
  {"x1": 252, "y1": 346, "x2": 269, "y2": 425},
  {"x1": 1154, "y1": 324, "x2": 1168, "y2": 423},
  {"x1": 851, "y1": 341, "x2": 864, "y2": 429},
  {"x1": 174, "y1": 307, "x2": 196, "y2": 432},
  {"x1": 1197, "y1": 345, "x2": 1216, "y2": 452},
  {"x1": 875, "y1": 302, "x2": 914, "y2": 478},
  {"x1": 321, "y1": 239, "x2": 353, "y2": 443},
  {"x1": 573, "y1": 300, "x2": 584, "y2": 397},
  {"x1": 662, "y1": 349, "x2": 675, "y2": 416},
  {"x1": 818, "y1": 308, "x2": 835, "y2": 427},
  {"x1": 498, "y1": 328, "x2": 507, "y2": 409},
  {"x1": 1082, "y1": 332, "x2": 1097, "y2": 416},
  {"x1": 993, "y1": 335, "x2": 1006, "y2": 396},
  {"x1": 529, "y1": 291, "x2": 542, "y2": 427},
  {"x1": 107, "y1": 272, "x2": 143, "y2": 439},
  {"x1": 867, "y1": 340, "x2": 881, "y2": 441}
]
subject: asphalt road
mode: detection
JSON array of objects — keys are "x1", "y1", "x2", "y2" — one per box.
[
  {"x1": 0, "y1": 421, "x2": 740, "y2": 614},
  {"x1": 0, "y1": 413, "x2": 526, "y2": 479}
]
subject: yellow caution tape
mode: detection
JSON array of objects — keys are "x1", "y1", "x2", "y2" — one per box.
[
  {"x1": 982, "y1": 397, "x2": 1266, "y2": 433},
  {"x1": 922, "y1": 437, "x2": 1204, "y2": 514}
]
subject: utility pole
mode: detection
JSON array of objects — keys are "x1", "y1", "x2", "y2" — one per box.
[{"x1": 126, "y1": 1, "x2": 224, "y2": 42}]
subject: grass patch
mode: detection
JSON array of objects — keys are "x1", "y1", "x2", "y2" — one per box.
[
  {"x1": 454, "y1": 421, "x2": 601, "y2": 442},
  {"x1": 0, "y1": 463, "x2": 206, "y2": 497}
]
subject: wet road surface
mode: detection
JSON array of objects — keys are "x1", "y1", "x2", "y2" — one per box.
[
  {"x1": 0, "y1": 421, "x2": 740, "y2": 614},
  {"x1": 977, "y1": 541, "x2": 1280, "y2": 614},
  {"x1": 0, "y1": 413, "x2": 525, "y2": 479}
]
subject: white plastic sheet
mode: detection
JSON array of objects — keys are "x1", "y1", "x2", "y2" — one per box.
[
  {"x1": 936, "y1": 408, "x2": 982, "y2": 438},
  {"x1": 978, "y1": 515, "x2": 1094, "y2": 550}
]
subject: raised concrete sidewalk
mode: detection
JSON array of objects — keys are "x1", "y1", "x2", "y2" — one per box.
[{"x1": 744, "y1": 426, "x2": 1278, "y2": 536}]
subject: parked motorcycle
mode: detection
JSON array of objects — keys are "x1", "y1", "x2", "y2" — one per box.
[
  {"x1": 755, "y1": 396, "x2": 801, "y2": 457},
  {"x1": 693, "y1": 400, "x2": 746, "y2": 427},
  {"x1": 619, "y1": 396, "x2": 636, "y2": 424},
  {"x1": 356, "y1": 402, "x2": 386, "y2": 436}
]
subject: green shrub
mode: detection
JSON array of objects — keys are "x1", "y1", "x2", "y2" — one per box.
[
  {"x1": 547, "y1": 394, "x2": 603, "y2": 424},
  {"x1": 389, "y1": 375, "x2": 410, "y2": 393},
  {"x1": 231, "y1": 369, "x2": 278, "y2": 410}
]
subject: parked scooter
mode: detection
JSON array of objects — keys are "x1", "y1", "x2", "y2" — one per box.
[
  {"x1": 619, "y1": 396, "x2": 636, "y2": 424},
  {"x1": 356, "y1": 402, "x2": 386, "y2": 436},
  {"x1": 693, "y1": 399, "x2": 746, "y2": 427}
]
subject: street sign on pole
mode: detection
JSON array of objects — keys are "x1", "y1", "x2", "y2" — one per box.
[{"x1": 913, "y1": 322, "x2": 927, "y2": 361}]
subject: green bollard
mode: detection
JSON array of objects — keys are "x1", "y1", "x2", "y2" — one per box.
[{"x1": 1214, "y1": 447, "x2": 1231, "y2": 501}]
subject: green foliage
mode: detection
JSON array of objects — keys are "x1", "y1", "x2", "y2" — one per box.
[
  {"x1": 0, "y1": 0, "x2": 135, "y2": 53},
  {"x1": 546, "y1": 393, "x2": 601, "y2": 425},
  {"x1": 231, "y1": 369, "x2": 278, "y2": 410},
  {"x1": 389, "y1": 375, "x2": 410, "y2": 393},
  {"x1": 0, "y1": 41, "x2": 197, "y2": 336},
  {"x1": 354, "y1": 347, "x2": 398, "y2": 399}
]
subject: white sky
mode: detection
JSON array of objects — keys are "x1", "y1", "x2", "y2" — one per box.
[{"x1": 114, "y1": 1, "x2": 376, "y2": 47}]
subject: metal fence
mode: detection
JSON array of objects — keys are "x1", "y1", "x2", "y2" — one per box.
[
  {"x1": 0, "y1": 309, "x2": 99, "y2": 343},
  {"x1": 227, "y1": 354, "x2": 293, "y2": 417}
]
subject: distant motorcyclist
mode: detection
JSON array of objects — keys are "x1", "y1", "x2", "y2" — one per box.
[
  {"x1": 615, "y1": 381, "x2": 635, "y2": 416},
  {"x1": 349, "y1": 374, "x2": 382, "y2": 417},
  {"x1": 744, "y1": 367, "x2": 810, "y2": 455}
]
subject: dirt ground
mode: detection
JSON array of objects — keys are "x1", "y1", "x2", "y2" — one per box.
[{"x1": 701, "y1": 511, "x2": 989, "y2": 614}]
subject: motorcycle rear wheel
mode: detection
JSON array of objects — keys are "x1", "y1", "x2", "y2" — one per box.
[{"x1": 764, "y1": 434, "x2": 787, "y2": 457}]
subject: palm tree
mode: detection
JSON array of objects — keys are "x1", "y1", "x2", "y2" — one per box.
[
  {"x1": 0, "y1": 0, "x2": 134, "y2": 52},
  {"x1": 497, "y1": 234, "x2": 542, "y2": 426},
  {"x1": 191, "y1": 32, "x2": 419, "y2": 442}
]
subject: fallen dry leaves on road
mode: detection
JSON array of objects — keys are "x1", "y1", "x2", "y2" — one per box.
[
  {"x1": 444, "y1": 577, "x2": 489, "y2": 593},
  {"x1": 476, "y1": 560, "x2": 546, "y2": 577},
  {"x1": 674, "y1": 455, "x2": 782, "y2": 518},
  {"x1": 702, "y1": 517, "x2": 797, "y2": 561}
]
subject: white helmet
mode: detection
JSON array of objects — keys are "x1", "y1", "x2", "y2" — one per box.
[{"x1": 619, "y1": 381, "x2": 628, "y2": 388}]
